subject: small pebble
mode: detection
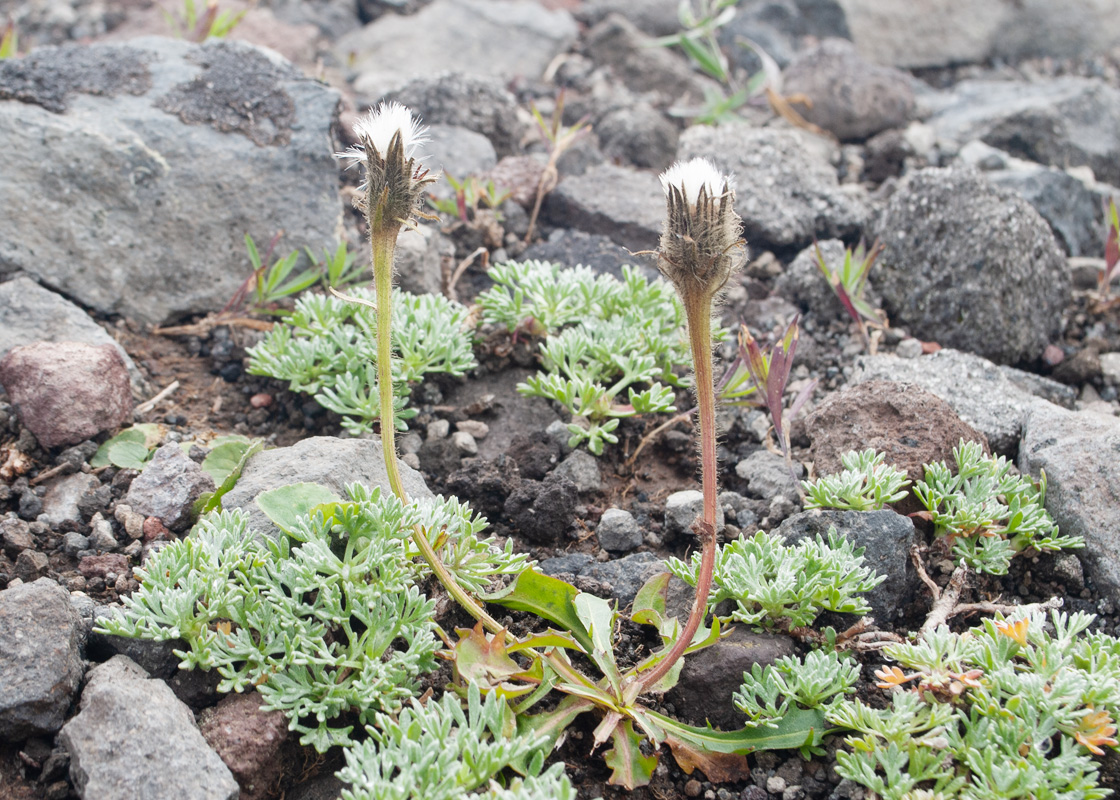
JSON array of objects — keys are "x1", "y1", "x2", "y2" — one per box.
[
  {"x1": 250, "y1": 393, "x2": 273, "y2": 408},
  {"x1": 402, "y1": 453, "x2": 421, "y2": 470},
  {"x1": 455, "y1": 420, "x2": 489, "y2": 440},
  {"x1": 451, "y1": 431, "x2": 478, "y2": 455},
  {"x1": 895, "y1": 337, "x2": 923, "y2": 359},
  {"x1": 114, "y1": 504, "x2": 145, "y2": 540},
  {"x1": 427, "y1": 419, "x2": 450, "y2": 440},
  {"x1": 685, "y1": 779, "x2": 702, "y2": 798},
  {"x1": 767, "y1": 776, "x2": 788, "y2": 794}
]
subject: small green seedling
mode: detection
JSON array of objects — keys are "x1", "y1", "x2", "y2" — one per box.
[
  {"x1": 814, "y1": 239, "x2": 886, "y2": 351},
  {"x1": 0, "y1": 21, "x2": 18, "y2": 59},
  {"x1": 524, "y1": 92, "x2": 590, "y2": 242},
  {"x1": 1099, "y1": 197, "x2": 1120, "y2": 300},
  {"x1": 225, "y1": 233, "x2": 320, "y2": 317},
  {"x1": 428, "y1": 173, "x2": 512, "y2": 222},
  {"x1": 163, "y1": 0, "x2": 250, "y2": 42},
  {"x1": 91, "y1": 424, "x2": 164, "y2": 471}
]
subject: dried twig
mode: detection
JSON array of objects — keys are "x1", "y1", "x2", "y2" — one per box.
[
  {"x1": 910, "y1": 543, "x2": 941, "y2": 600},
  {"x1": 919, "y1": 565, "x2": 970, "y2": 637},
  {"x1": 951, "y1": 596, "x2": 1064, "y2": 621},
  {"x1": 134, "y1": 380, "x2": 181, "y2": 415},
  {"x1": 447, "y1": 247, "x2": 488, "y2": 302}
]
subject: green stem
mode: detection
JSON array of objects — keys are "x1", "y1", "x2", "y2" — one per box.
[{"x1": 638, "y1": 291, "x2": 718, "y2": 693}]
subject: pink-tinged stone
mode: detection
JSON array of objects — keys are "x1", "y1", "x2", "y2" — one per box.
[
  {"x1": 78, "y1": 553, "x2": 130, "y2": 579},
  {"x1": 199, "y1": 691, "x2": 289, "y2": 800},
  {"x1": 0, "y1": 341, "x2": 132, "y2": 449}
]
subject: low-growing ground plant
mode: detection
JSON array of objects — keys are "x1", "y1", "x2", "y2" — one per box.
[
  {"x1": 479, "y1": 259, "x2": 726, "y2": 454},
  {"x1": 814, "y1": 238, "x2": 886, "y2": 352},
  {"x1": 247, "y1": 287, "x2": 475, "y2": 434},
  {"x1": 802, "y1": 448, "x2": 911, "y2": 511}
]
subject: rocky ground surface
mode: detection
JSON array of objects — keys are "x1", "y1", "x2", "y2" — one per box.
[{"x1": 3, "y1": 1, "x2": 1120, "y2": 798}]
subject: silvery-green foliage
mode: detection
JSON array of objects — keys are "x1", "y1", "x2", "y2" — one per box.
[
  {"x1": 247, "y1": 288, "x2": 475, "y2": 434},
  {"x1": 734, "y1": 649, "x2": 859, "y2": 728},
  {"x1": 338, "y1": 682, "x2": 569, "y2": 800},
  {"x1": 666, "y1": 529, "x2": 884, "y2": 630},
  {"x1": 912, "y1": 441, "x2": 1083, "y2": 575},
  {"x1": 97, "y1": 485, "x2": 526, "y2": 751},
  {"x1": 830, "y1": 610, "x2": 1120, "y2": 799},
  {"x1": 479, "y1": 261, "x2": 726, "y2": 454},
  {"x1": 802, "y1": 449, "x2": 911, "y2": 511}
]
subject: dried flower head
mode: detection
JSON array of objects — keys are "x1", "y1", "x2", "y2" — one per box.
[
  {"x1": 338, "y1": 102, "x2": 436, "y2": 231},
  {"x1": 657, "y1": 157, "x2": 744, "y2": 301}
]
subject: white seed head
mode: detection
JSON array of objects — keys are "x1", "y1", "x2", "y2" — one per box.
[
  {"x1": 659, "y1": 158, "x2": 731, "y2": 207},
  {"x1": 336, "y1": 102, "x2": 430, "y2": 167}
]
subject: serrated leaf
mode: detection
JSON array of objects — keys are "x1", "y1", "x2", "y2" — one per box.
[
  {"x1": 256, "y1": 482, "x2": 341, "y2": 533},
  {"x1": 605, "y1": 719, "x2": 658, "y2": 788}
]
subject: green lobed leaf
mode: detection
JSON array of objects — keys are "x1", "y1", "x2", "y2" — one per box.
[{"x1": 256, "y1": 482, "x2": 342, "y2": 533}]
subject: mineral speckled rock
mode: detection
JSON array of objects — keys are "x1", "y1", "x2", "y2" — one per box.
[
  {"x1": 60, "y1": 656, "x2": 238, "y2": 800},
  {"x1": 124, "y1": 444, "x2": 215, "y2": 532},
  {"x1": 871, "y1": 167, "x2": 1069, "y2": 365},
  {"x1": 1019, "y1": 404, "x2": 1120, "y2": 596},
  {"x1": 596, "y1": 508, "x2": 643, "y2": 553},
  {"x1": 542, "y1": 162, "x2": 665, "y2": 252},
  {"x1": 221, "y1": 436, "x2": 433, "y2": 540},
  {"x1": 0, "y1": 578, "x2": 84, "y2": 741},
  {"x1": 0, "y1": 37, "x2": 342, "y2": 325},
  {"x1": 199, "y1": 691, "x2": 290, "y2": 800},
  {"x1": 0, "y1": 341, "x2": 132, "y2": 449}
]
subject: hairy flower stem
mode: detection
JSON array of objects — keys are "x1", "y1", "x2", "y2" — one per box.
[{"x1": 638, "y1": 292, "x2": 719, "y2": 693}]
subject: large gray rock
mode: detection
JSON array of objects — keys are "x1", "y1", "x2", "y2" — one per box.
[
  {"x1": 719, "y1": 0, "x2": 851, "y2": 70},
  {"x1": 60, "y1": 655, "x2": 238, "y2": 800},
  {"x1": 338, "y1": 0, "x2": 577, "y2": 99},
  {"x1": 851, "y1": 350, "x2": 1075, "y2": 455},
  {"x1": 777, "y1": 509, "x2": 919, "y2": 624},
  {"x1": 781, "y1": 37, "x2": 914, "y2": 141},
  {"x1": 222, "y1": 436, "x2": 433, "y2": 539},
  {"x1": 424, "y1": 124, "x2": 498, "y2": 200},
  {"x1": 42, "y1": 472, "x2": 101, "y2": 528},
  {"x1": 930, "y1": 78, "x2": 1120, "y2": 187},
  {"x1": 0, "y1": 341, "x2": 133, "y2": 449},
  {"x1": 871, "y1": 167, "x2": 1069, "y2": 365},
  {"x1": 0, "y1": 277, "x2": 142, "y2": 391},
  {"x1": 678, "y1": 124, "x2": 871, "y2": 250},
  {"x1": 542, "y1": 162, "x2": 664, "y2": 252},
  {"x1": 841, "y1": 0, "x2": 1120, "y2": 68},
  {"x1": 596, "y1": 508, "x2": 643, "y2": 553},
  {"x1": 392, "y1": 223, "x2": 451, "y2": 298},
  {"x1": 986, "y1": 164, "x2": 1120, "y2": 258},
  {"x1": 125, "y1": 444, "x2": 215, "y2": 532},
  {"x1": 0, "y1": 578, "x2": 84, "y2": 741},
  {"x1": 0, "y1": 37, "x2": 341, "y2": 325},
  {"x1": 1019, "y1": 404, "x2": 1120, "y2": 596}
]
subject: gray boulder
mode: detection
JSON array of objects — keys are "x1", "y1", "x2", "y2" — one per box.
[
  {"x1": 851, "y1": 350, "x2": 1075, "y2": 455},
  {"x1": 777, "y1": 509, "x2": 919, "y2": 624},
  {"x1": 60, "y1": 656, "x2": 238, "y2": 800},
  {"x1": 424, "y1": 124, "x2": 498, "y2": 200},
  {"x1": 542, "y1": 162, "x2": 664, "y2": 252},
  {"x1": 0, "y1": 578, "x2": 84, "y2": 741},
  {"x1": 125, "y1": 444, "x2": 215, "y2": 532},
  {"x1": 678, "y1": 124, "x2": 871, "y2": 250},
  {"x1": 0, "y1": 37, "x2": 341, "y2": 325},
  {"x1": 338, "y1": 0, "x2": 577, "y2": 100},
  {"x1": 773, "y1": 238, "x2": 854, "y2": 322},
  {"x1": 871, "y1": 167, "x2": 1069, "y2": 365},
  {"x1": 781, "y1": 38, "x2": 915, "y2": 141},
  {"x1": 930, "y1": 78, "x2": 1120, "y2": 186},
  {"x1": 582, "y1": 552, "x2": 666, "y2": 607},
  {"x1": 221, "y1": 436, "x2": 433, "y2": 539},
  {"x1": 1019, "y1": 404, "x2": 1120, "y2": 596},
  {"x1": 0, "y1": 277, "x2": 142, "y2": 391}
]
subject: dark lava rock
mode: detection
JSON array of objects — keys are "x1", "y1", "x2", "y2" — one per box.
[
  {"x1": 503, "y1": 474, "x2": 578, "y2": 545},
  {"x1": 445, "y1": 456, "x2": 522, "y2": 522},
  {"x1": 871, "y1": 167, "x2": 1069, "y2": 365},
  {"x1": 506, "y1": 431, "x2": 561, "y2": 481},
  {"x1": 124, "y1": 444, "x2": 215, "y2": 532}
]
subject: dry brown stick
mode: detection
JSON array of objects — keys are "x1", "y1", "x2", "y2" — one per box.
[
  {"x1": 910, "y1": 543, "x2": 941, "y2": 600},
  {"x1": 950, "y1": 596, "x2": 1064, "y2": 621},
  {"x1": 134, "y1": 380, "x2": 181, "y2": 415},
  {"x1": 919, "y1": 564, "x2": 970, "y2": 637},
  {"x1": 446, "y1": 247, "x2": 488, "y2": 301}
]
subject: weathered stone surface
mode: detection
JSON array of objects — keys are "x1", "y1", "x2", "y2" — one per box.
[
  {"x1": 124, "y1": 444, "x2": 215, "y2": 532},
  {"x1": 0, "y1": 578, "x2": 84, "y2": 741},
  {"x1": 678, "y1": 124, "x2": 871, "y2": 250},
  {"x1": 221, "y1": 436, "x2": 433, "y2": 539},
  {"x1": 871, "y1": 167, "x2": 1069, "y2": 364},
  {"x1": 552, "y1": 450, "x2": 603, "y2": 495},
  {"x1": 393, "y1": 223, "x2": 450, "y2": 298},
  {"x1": 0, "y1": 37, "x2": 341, "y2": 325},
  {"x1": 782, "y1": 38, "x2": 915, "y2": 141},
  {"x1": 930, "y1": 78, "x2": 1120, "y2": 186},
  {"x1": 60, "y1": 656, "x2": 238, "y2": 800},
  {"x1": 385, "y1": 73, "x2": 524, "y2": 158},
  {"x1": 597, "y1": 508, "x2": 643, "y2": 553},
  {"x1": 1019, "y1": 404, "x2": 1120, "y2": 596},
  {"x1": 41, "y1": 473, "x2": 100, "y2": 527},
  {"x1": 0, "y1": 277, "x2": 142, "y2": 390},
  {"x1": 584, "y1": 13, "x2": 718, "y2": 105},
  {"x1": 663, "y1": 490, "x2": 726, "y2": 544},
  {"x1": 850, "y1": 350, "x2": 1074, "y2": 455},
  {"x1": 523, "y1": 229, "x2": 653, "y2": 281},
  {"x1": 842, "y1": 0, "x2": 1120, "y2": 68},
  {"x1": 777, "y1": 509, "x2": 920, "y2": 623},
  {"x1": 503, "y1": 474, "x2": 578, "y2": 545},
  {"x1": 595, "y1": 102, "x2": 678, "y2": 170},
  {"x1": 424, "y1": 124, "x2": 498, "y2": 199},
  {"x1": 199, "y1": 691, "x2": 289, "y2": 800},
  {"x1": 582, "y1": 551, "x2": 665, "y2": 607},
  {"x1": 774, "y1": 239, "x2": 853, "y2": 322},
  {"x1": 667, "y1": 628, "x2": 796, "y2": 730},
  {"x1": 339, "y1": 0, "x2": 577, "y2": 99},
  {"x1": 719, "y1": 0, "x2": 851, "y2": 70},
  {"x1": 735, "y1": 449, "x2": 805, "y2": 501},
  {"x1": 542, "y1": 162, "x2": 664, "y2": 252},
  {"x1": 0, "y1": 342, "x2": 132, "y2": 449},
  {"x1": 581, "y1": 0, "x2": 681, "y2": 36},
  {"x1": 805, "y1": 380, "x2": 989, "y2": 482}
]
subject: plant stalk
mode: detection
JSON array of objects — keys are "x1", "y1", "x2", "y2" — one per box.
[{"x1": 638, "y1": 291, "x2": 719, "y2": 692}]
